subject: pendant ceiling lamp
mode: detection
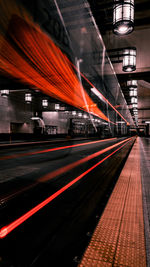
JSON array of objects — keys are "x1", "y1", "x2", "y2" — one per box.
[
  {"x1": 113, "y1": 0, "x2": 134, "y2": 35},
  {"x1": 25, "y1": 93, "x2": 32, "y2": 103},
  {"x1": 127, "y1": 80, "x2": 137, "y2": 87},
  {"x1": 131, "y1": 97, "x2": 137, "y2": 104},
  {"x1": 1, "y1": 90, "x2": 9, "y2": 97},
  {"x1": 129, "y1": 89, "x2": 137, "y2": 97},
  {"x1": 122, "y1": 47, "x2": 136, "y2": 72},
  {"x1": 42, "y1": 99, "x2": 48, "y2": 108}
]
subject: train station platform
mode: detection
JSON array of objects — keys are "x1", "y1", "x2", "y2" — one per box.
[{"x1": 78, "y1": 137, "x2": 150, "y2": 267}]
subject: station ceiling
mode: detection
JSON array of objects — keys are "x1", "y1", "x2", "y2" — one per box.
[{"x1": 88, "y1": 0, "x2": 150, "y2": 126}]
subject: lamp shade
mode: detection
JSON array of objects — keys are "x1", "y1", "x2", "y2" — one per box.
[
  {"x1": 55, "y1": 104, "x2": 60, "y2": 110},
  {"x1": 132, "y1": 103, "x2": 137, "y2": 108},
  {"x1": 113, "y1": 0, "x2": 134, "y2": 35},
  {"x1": 131, "y1": 97, "x2": 137, "y2": 104},
  {"x1": 1, "y1": 90, "x2": 9, "y2": 97},
  {"x1": 25, "y1": 93, "x2": 32, "y2": 103},
  {"x1": 129, "y1": 89, "x2": 137, "y2": 97},
  {"x1": 123, "y1": 47, "x2": 136, "y2": 72},
  {"x1": 42, "y1": 99, "x2": 48, "y2": 107},
  {"x1": 127, "y1": 80, "x2": 137, "y2": 87}
]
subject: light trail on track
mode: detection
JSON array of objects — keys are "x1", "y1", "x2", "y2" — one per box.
[
  {"x1": 0, "y1": 138, "x2": 116, "y2": 161},
  {"x1": 0, "y1": 137, "x2": 134, "y2": 238},
  {"x1": 1, "y1": 138, "x2": 131, "y2": 203}
]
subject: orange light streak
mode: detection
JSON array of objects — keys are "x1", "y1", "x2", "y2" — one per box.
[
  {"x1": 0, "y1": 138, "x2": 128, "y2": 204},
  {"x1": 72, "y1": 67, "x2": 129, "y2": 125},
  {"x1": 0, "y1": 1, "x2": 130, "y2": 125},
  {"x1": 0, "y1": 138, "x2": 116, "y2": 161},
  {"x1": 0, "y1": 137, "x2": 133, "y2": 238},
  {"x1": 0, "y1": 11, "x2": 109, "y2": 122}
]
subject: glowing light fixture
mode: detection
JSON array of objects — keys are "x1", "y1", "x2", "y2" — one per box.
[
  {"x1": 131, "y1": 97, "x2": 137, "y2": 104},
  {"x1": 1, "y1": 90, "x2": 9, "y2": 97},
  {"x1": 91, "y1": 87, "x2": 105, "y2": 102},
  {"x1": 78, "y1": 113, "x2": 82, "y2": 117},
  {"x1": 132, "y1": 103, "x2": 137, "y2": 108},
  {"x1": 127, "y1": 80, "x2": 137, "y2": 87},
  {"x1": 129, "y1": 87, "x2": 137, "y2": 91},
  {"x1": 129, "y1": 90, "x2": 137, "y2": 97},
  {"x1": 116, "y1": 121, "x2": 125, "y2": 124},
  {"x1": 55, "y1": 104, "x2": 60, "y2": 110},
  {"x1": 123, "y1": 47, "x2": 136, "y2": 72},
  {"x1": 113, "y1": 0, "x2": 134, "y2": 35},
  {"x1": 72, "y1": 111, "x2": 76, "y2": 116},
  {"x1": 25, "y1": 93, "x2": 32, "y2": 103},
  {"x1": 42, "y1": 99, "x2": 48, "y2": 107},
  {"x1": 83, "y1": 114, "x2": 88, "y2": 119},
  {"x1": 31, "y1": 117, "x2": 41, "y2": 120}
]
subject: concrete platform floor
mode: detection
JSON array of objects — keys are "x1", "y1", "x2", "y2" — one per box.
[{"x1": 78, "y1": 137, "x2": 148, "y2": 267}]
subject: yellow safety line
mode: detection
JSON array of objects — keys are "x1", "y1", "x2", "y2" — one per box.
[{"x1": 78, "y1": 138, "x2": 147, "y2": 267}]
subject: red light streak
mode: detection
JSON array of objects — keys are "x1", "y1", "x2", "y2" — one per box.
[
  {"x1": 38, "y1": 137, "x2": 131, "y2": 183},
  {"x1": 1, "y1": 138, "x2": 129, "y2": 203},
  {"x1": 0, "y1": 137, "x2": 133, "y2": 238},
  {"x1": 0, "y1": 2, "x2": 130, "y2": 126},
  {"x1": 72, "y1": 67, "x2": 129, "y2": 125},
  {"x1": 0, "y1": 138, "x2": 116, "y2": 161}
]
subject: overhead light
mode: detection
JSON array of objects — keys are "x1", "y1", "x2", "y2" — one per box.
[
  {"x1": 42, "y1": 99, "x2": 48, "y2": 107},
  {"x1": 78, "y1": 113, "x2": 82, "y2": 117},
  {"x1": 127, "y1": 80, "x2": 137, "y2": 87},
  {"x1": 25, "y1": 93, "x2": 32, "y2": 103},
  {"x1": 31, "y1": 117, "x2": 41, "y2": 120},
  {"x1": 113, "y1": 0, "x2": 134, "y2": 35},
  {"x1": 55, "y1": 104, "x2": 60, "y2": 110},
  {"x1": 116, "y1": 121, "x2": 125, "y2": 124},
  {"x1": 83, "y1": 114, "x2": 88, "y2": 118},
  {"x1": 91, "y1": 87, "x2": 105, "y2": 102},
  {"x1": 1, "y1": 90, "x2": 9, "y2": 97},
  {"x1": 132, "y1": 103, "x2": 137, "y2": 108},
  {"x1": 131, "y1": 97, "x2": 137, "y2": 104},
  {"x1": 145, "y1": 121, "x2": 150, "y2": 124},
  {"x1": 129, "y1": 90, "x2": 137, "y2": 97},
  {"x1": 129, "y1": 86, "x2": 137, "y2": 91},
  {"x1": 122, "y1": 47, "x2": 136, "y2": 72},
  {"x1": 72, "y1": 111, "x2": 76, "y2": 115}
]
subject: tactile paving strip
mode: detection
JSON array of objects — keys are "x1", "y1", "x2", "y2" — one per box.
[{"x1": 78, "y1": 138, "x2": 147, "y2": 267}]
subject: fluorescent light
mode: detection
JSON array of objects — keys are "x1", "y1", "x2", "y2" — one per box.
[
  {"x1": 91, "y1": 88, "x2": 105, "y2": 102},
  {"x1": 31, "y1": 117, "x2": 41, "y2": 120}
]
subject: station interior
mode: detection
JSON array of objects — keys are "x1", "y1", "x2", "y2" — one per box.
[{"x1": 0, "y1": 1, "x2": 150, "y2": 267}]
